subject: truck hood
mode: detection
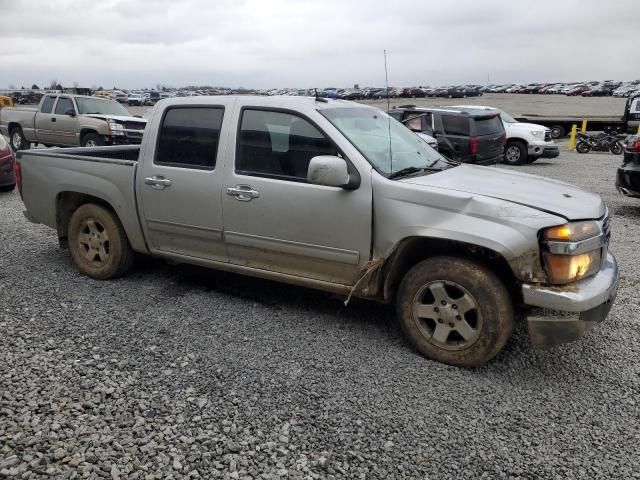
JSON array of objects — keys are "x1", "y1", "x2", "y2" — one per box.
[
  {"x1": 512, "y1": 122, "x2": 548, "y2": 132},
  {"x1": 400, "y1": 165, "x2": 605, "y2": 221},
  {"x1": 83, "y1": 114, "x2": 147, "y2": 124}
]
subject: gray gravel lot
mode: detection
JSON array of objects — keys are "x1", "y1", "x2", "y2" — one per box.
[{"x1": 1, "y1": 139, "x2": 640, "y2": 477}]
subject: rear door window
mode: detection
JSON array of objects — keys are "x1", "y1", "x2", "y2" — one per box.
[
  {"x1": 40, "y1": 96, "x2": 56, "y2": 113},
  {"x1": 156, "y1": 107, "x2": 224, "y2": 169},
  {"x1": 442, "y1": 115, "x2": 470, "y2": 136},
  {"x1": 474, "y1": 116, "x2": 503, "y2": 136}
]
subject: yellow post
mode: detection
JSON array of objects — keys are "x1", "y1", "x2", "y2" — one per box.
[
  {"x1": 569, "y1": 124, "x2": 578, "y2": 150},
  {"x1": 637, "y1": 123, "x2": 640, "y2": 135},
  {"x1": 581, "y1": 119, "x2": 587, "y2": 132}
]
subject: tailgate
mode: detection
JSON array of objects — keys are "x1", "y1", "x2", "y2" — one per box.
[{"x1": 473, "y1": 115, "x2": 505, "y2": 162}]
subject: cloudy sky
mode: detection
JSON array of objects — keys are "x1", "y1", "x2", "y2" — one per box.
[{"x1": 0, "y1": 0, "x2": 637, "y2": 89}]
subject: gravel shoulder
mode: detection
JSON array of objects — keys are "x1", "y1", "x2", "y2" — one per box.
[{"x1": 1, "y1": 143, "x2": 640, "y2": 478}]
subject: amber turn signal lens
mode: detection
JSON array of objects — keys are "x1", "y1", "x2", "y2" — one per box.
[{"x1": 544, "y1": 221, "x2": 600, "y2": 242}]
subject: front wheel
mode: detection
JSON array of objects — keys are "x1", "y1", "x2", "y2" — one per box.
[
  {"x1": 610, "y1": 142, "x2": 623, "y2": 155},
  {"x1": 503, "y1": 141, "x2": 527, "y2": 165},
  {"x1": 81, "y1": 133, "x2": 105, "y2": 148},
  {"x1": 576, "y1": 141, "x2": 591, "y2": 154},
  {"x1": 68, "y1": 203, "x2": 134, "y2": 279},
  {"x1": 396, "y1": 257, "x2": 513, "y2": 367}
]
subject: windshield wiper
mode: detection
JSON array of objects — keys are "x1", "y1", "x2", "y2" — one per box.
[
  {"x1": 428, "y1": 156, "x2": 459, "y2": 167},
  {"x1": 388, "y1": 166, "x2": 439, "y2": 179}
]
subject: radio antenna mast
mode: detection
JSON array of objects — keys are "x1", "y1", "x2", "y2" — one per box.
[{"x1": 384, "y1": 49, "x2": 393, "y2": 172}]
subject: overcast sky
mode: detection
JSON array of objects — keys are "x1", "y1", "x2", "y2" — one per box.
[{"x1": 0, "y1": 0, "x2": 637, "y2": 89}]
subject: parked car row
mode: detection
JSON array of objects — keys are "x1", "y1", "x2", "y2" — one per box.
[{"x1": 485, "y1": 80, "x2": 640, "y2": 97}]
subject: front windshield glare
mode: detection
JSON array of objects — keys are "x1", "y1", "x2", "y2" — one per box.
[
  {"x1": 321, "y1": 107, "x2": 452, "y2": 176},
  {"x1": 76, "y1": 97, "x2": 130, "y2": 116}
]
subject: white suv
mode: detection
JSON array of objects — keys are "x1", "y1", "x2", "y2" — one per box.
[{"x1": 453, "y1": 105, "x2": 559, "y2": 165}]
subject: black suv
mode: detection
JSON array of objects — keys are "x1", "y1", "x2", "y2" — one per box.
[{"x1": 389, "y1": 105, "x2": 506, "y2": 165}]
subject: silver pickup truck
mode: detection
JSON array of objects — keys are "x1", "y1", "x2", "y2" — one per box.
[
  {"x1": 15, "y1": 96, "x2": 619, "y2": 366},
  {"x1": 0, "y1": 93, "x2": 146, "y2": 150}
]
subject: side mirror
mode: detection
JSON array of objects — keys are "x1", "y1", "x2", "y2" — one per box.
[
  {"x1": 65, "y1": 109, "x2": 76, "y2": 117},
  {"x1": 307, "y1": 155, "x2": 351, "y2": 188}
]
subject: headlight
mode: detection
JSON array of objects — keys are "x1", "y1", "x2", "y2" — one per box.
[
  {"x1": 541, "y1": 221, "x2": 604, "y2": 284},
  {"x1": 542, "y1": 250, "x2": 601, "y2": 284},
  {"x1": 543, "y1": 221, "x2": 600, "y2": 242},
  {"x1": 107, "y1": 120, "x2": 125, "y2": 136},
  {"x1": 531, "y1": 131, "x2": 543, "y2": 138}
]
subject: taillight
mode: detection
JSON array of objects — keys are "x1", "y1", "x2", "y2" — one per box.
[
  {"x1": 628, "y1": 138, "x2": 640, "y2": 153},
  {"x1": 500, "y1": 134, "x2": 507, "y2": 145},
  {"x1": 14, "y1": 158, "x2": 22, "y2": 198},
  {"x1": 469, "y1": 136, "x2": 478, "y2": 155}
]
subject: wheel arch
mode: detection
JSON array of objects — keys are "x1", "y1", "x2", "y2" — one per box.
[
  {"x1": 79, "y1": 128, "x2": 100, "y2": 143},
  {"x1": 379, "y1": 237, "x2": 521, "y2": 305},
  {"x1": 506, "y1": 137, "x2": 528, "y2": 146},
  {"x1": 55, "y1": 191, "x2": 147, "y2": 253}
]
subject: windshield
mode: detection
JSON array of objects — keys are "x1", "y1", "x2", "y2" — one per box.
[
  {"x1": 321, "y1": 107, "x2": 455, "y2": 177},
  {"x1": 499, "y1": 110, "x2": 517, "y2": 123},
  {"x1": 75, "y1": 97, "x2": 130, "y2": 116}
]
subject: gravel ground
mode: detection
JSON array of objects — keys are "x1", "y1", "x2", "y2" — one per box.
[{"x1": 1, "y1": 142, "x2": 640, "y2": 479}]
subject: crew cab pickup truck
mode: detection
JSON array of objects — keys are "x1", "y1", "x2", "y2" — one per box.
[
  {"x1": 0, "y1": 94, "x2": 146, "y2": 151},
  {"x1": 15, "y1": 96, "x2": 619, "y2": 366}
]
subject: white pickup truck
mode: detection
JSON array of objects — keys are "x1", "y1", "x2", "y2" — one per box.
[{"x1": 15, "y1": 96, "x2": 618, "y2": 366}]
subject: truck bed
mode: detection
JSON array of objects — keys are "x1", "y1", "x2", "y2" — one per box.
[{"x1": 17, "y1": 145, "x2": 147, "y2": 252}]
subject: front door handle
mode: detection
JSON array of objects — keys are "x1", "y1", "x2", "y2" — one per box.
[
  {"x1": 226, "y1": 185, "x2": 260, "y2": 202},
  {"x1": 144, "y1": 176, "x2": 172, "y2": 190},
  {"x1": 51, "y1": 118, "x2": 56, "y2": 122}
]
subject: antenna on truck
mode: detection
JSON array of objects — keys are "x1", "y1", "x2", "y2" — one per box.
[{"x1": 384, "y1": 49, "x2": 393, "y2": 172}]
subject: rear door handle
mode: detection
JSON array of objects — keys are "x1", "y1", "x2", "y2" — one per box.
[
  {"x1": 226, "y1": 185, "x2": 260, "y2": 201},
  {"x1": 51, "y1": 118, "x2": 56, "y2": 122},
  {"x1": 144, "y1": 176, "x2": 172, "y2": 190}
]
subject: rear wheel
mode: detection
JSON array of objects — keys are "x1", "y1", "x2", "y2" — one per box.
[
  {"x1": 68, "y1": 203, "x2": 134, "y2": 279},
  {"x1": 396, "y1": 256, "x2": 513, "y2": 367},
  {"x1": 576, "y1": 141, "x2": 591, "y2": 154},
  {"x1": 550, "y1": 125, "x2": 565, "y2": 139},
  {"x1": 503, "y1": 141, "x2": 527, "y2": 165},
  {"x1": 0, "y1": 183, "x2": 16, "y2": 192},
  {"x1": 9, "y1": 127, "x2": 30, "y2": 151}
]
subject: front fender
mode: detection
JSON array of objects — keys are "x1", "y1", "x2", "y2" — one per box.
[{"x1": 372, "y1": 177, "x2": 565, "y2": 283}]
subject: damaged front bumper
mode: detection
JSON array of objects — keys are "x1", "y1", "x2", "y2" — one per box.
[{"x1": 521, "y1": 252, "x2": 619, "y2": 349}]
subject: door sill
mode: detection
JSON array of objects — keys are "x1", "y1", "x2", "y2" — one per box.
[{"x1": 155, "y1": 251, "x2": 353, "y2": 296}]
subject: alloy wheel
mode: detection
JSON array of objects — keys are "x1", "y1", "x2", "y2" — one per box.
[
  {"x1": 77, "y1": 218, "x2": 110, "y2": 267},
  {"x1": 412, "y1": 280, "x2": 482, "y2": 351}
]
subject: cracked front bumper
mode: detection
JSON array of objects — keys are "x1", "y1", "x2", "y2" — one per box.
[
  {"x1": 528, "y1": 143, "x2": 560, "y2": 158},
  {"x1": 521, "y1": 253, "x2": 619, "y2": 349}
]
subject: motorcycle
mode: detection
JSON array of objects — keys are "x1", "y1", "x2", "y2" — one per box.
[{"x1": 576, "y1": 128, "x2": 624, "y2": 154}]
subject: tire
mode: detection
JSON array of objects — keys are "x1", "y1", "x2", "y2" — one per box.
[
  {"x1": 576, "y1": 141, "x2": 591, "y2": 154},
  {"x1": 503, "y1": 141, "x2": 527, "y2": 165},
  {"x1": 68, "y1": 203, "x2": 134, "y2": 279},
  {"x1": 0, "y1": 183, "x2": 16, "y2": 192},
  {"x1": 550, "y1": 125, "x2": 565, "y2": 139},
  {"x1": 610, "y1": 142, "x2": 623, "y2": 155},
  {"x1": 396, "y1": 256, "x2": 513, "y2": 367},
  {"x1": 81, "y1": 133, "x2": 105, "y2": 148},
  {"x1": 9, "y1": 127, "x2": 30, "y2": 151}
]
